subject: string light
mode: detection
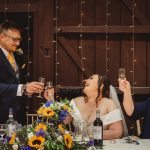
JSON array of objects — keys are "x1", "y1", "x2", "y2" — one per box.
[
  {"x1": 105, "y1": 0, "x2": 111, "y2": 76},
  {"x1": 79, "y1": 0, "x2": 86, "y2": 82},
  {"x1": 25, "y1": 0, "x2": 32, "y2": 112},
  {"x1": 27, "y1": 0, "x2": 31, "y2": 78},
  {"x1": 130, "y1": 0, "x2": 136, "y2": 94},
  {"x1": 129, "y1": 0, "x2": 137, "y2": 136},
  {"x1": 54, "y1": 0, "x2": 59, "y2": 87},
  {"x1": 4, "y1": 0, "x2": 8, "y2": 21}
]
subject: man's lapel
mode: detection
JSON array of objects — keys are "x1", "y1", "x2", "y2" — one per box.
[{"x1": 0, "y1": 48, "x2": 18, "y2": 82}]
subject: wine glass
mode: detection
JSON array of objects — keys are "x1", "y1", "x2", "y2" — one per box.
[
  {"x1": 37, "y1": 77, "x2": 45, "y2": 98},
  {"x1": 74, "y1": 121, "x2": 83, "y2": 142},
  {"x1": 45, "y1": 81, "x2": 53, "y2": 96},
  {"x1": 87, "y1": 126, "x2": 93, "y2": 141},
  {"x1": 118, "y1": 68, "x2": 126, "y2": 80},
  {"x1": 45, "y1": 81, "x2": 53, "y2": 89}
]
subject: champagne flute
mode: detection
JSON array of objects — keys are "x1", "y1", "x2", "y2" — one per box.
[
  {"x1": 87, "y1": 127, "x2": 97, "y2": 149},
  {"x1": 118, "y1": 68, "x2": 126, "y2": 80},
  {"x1": 45, "y1": 81, "x2": 53, "y2": 89},
  {"x1": 45, "y1": 81, "x2": 53, "y2": 96},
  {"x1": 37, "y1": 77, "x2": 45, "y2": 98}
]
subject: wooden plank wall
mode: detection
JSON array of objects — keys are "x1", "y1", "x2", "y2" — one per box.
[
  {"x1": 56, "y1": 0, "x2": 150, "y2": 89},
  {"x1": 0, "y1": 0, "x2": 150, "y2": 112},
  {"x1": 0, "y1": 0, "x2": 150, "y2": 88}
]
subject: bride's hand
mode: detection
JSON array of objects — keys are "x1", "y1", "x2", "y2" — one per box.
[
  {"x1": 118, "y1": 79, "x2": 131, "y2": 93},
  {"x1": 44, "y1": 88, "x2": 54, "y2": 101}
]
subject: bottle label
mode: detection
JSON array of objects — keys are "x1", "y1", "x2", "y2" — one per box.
[
  {"x1": 93, "y1": 126, "x2": 102, "y2": 139},
  {"x1": 8, "y1": 125, "x2": 16, "y2": 136}
]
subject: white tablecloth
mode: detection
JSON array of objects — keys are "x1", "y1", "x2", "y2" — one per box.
[{"x1": 102, "y1": 139, "x2": 150, "y2": 150}]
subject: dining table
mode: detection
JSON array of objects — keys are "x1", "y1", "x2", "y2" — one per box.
[
  {"x1": 102, "y1": 138, "x2": 150, "y2": 150},
  {"x1": 73, "y1": 137, "x2": 150, "y2": 150}
]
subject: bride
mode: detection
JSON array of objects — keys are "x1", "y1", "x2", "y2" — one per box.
[{"x1": 44, "y1": 74, "x2": 128, "y2": 139}]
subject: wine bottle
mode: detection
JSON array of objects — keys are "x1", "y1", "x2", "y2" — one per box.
[
  {"x1": 93, "y1": 109, "x2": 103, "y2": 147},
  {"x1": 6, "y1": 108, "x2": 17, "y2": 136}
]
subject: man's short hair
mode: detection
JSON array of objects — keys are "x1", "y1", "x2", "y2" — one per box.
[{"x1": 0, "y1": 21, "x2": 22, "y2": 34}]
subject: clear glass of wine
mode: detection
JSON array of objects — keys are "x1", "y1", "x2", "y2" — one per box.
[
  {"x1": 45, "y1": 81, "x2": 53, "y2": 96},
  {"x1": 45, "y1": 81, "x2": 53, "y2": 89},
  {"x1": 74, "y1": 121, "x2": 83, "y2": 142},
  {"x1": 37, "y1": 77, "x2": 45, "y2": 98},
  {"x1": 118, "y1": 68, "x2": 126, "y2": 80}
]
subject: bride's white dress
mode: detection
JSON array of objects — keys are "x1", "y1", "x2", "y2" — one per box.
[
  {"x1": 70, "y1": 98, "x2": 122, "y2": 128},
  {"x1": 69, "y1": 85, "x2": 128, "y2": 136}
]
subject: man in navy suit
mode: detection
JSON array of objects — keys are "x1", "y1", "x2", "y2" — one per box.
[{"x1": 0, "y1": 21, "x2": 44, "y2": 125}]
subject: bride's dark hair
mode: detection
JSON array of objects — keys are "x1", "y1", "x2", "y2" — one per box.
[{"x1": 84, "y1": 74, "x2": 110, "y2": 105}]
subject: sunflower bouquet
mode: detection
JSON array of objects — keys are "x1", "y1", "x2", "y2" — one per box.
[{"x1": 0, "y1": 98, "x2": 74, "y2": 150}]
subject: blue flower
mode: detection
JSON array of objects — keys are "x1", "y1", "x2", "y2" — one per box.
[
  {"x1": 21, "y1": 145, "x2": 32, "y2": 150},
  {"x1": 87, "y1": 140, "x2": 94, "y2": 146},
  {"x1": 59, "y1": 110, "x2": 69, "y2": 121},
  {"x1": 45, "y1": 101, "x2": 53, "y2": 107},
  {"x1": 1, "y1": 139, "x2": 6, "y2": 144},
  {"x1": 36, "y1": 129, "x2": 45, "y2": 137},
  {"x1": 5, "y1": 136, "x2": 11, "y2": 142}
]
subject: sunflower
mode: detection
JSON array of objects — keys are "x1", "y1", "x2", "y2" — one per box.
[
  {"x1": 37, "y1": 107, "x2": 44, "y2": 115},
  {"x1": 35, "y1": 123, "x2": 47, "y2": 132},
  {"x1": 28, "y1": 135, "x2": 45, "y2": 149},
  {"x1": 42, "y1": 107, "x2": 55, "y2": 117},
  {"x1": 58, "y1": 124, "x2": 65, "y2": 134},
  {"x1": 64, "y1": 134, "x2": 73, "y2": 149},
  {"x1": 9, "y1": 132, "x2": 16, "y2": 145}
]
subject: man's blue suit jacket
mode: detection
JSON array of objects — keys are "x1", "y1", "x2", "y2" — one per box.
[{"x1": 0, "y1": 48, "x2": 27, "y2": 124}]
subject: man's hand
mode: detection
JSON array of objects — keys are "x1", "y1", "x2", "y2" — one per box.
[{"x1": 26, "y1": 82, "x2": 44, "y2": 95}]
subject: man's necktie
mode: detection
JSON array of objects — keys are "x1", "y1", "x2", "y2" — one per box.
[{"x1": 7, "y1": 52, "x2": 17, "y2": 72}]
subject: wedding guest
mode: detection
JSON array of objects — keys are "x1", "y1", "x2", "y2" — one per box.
[
  {"x1": 0, "y1": 21, "x2": 44, "y2": 124},
  {"x1": 45, "y1": 74, "x2": 125, "y2": 139},
  {"x1": 118, "y1": 79, "x2": 150, "y2": 139}
]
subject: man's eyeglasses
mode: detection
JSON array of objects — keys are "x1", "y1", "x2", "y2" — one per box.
[{"x1": 3, "y1": 33, "x2": 22, "y2": 42}]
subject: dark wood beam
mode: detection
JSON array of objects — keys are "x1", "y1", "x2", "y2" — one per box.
[
  {"x1": 58, "y1": 36, "x2": 92, "y2": 78},
  {"x1": 0, "y1": 3, "x2": 37, "y2": 12},
  {"x1": 121, "y1": 0, "x2": 150, "y2": 25},
  {"x1": 116, "y1": 87, "x2": 150, "y2": 94},
  {"x1": 56, "y1": 25, "x2": 150, "y2": 34},
  {"x1": 57, "y1": 86, "x2": 150, "y2": 94}
]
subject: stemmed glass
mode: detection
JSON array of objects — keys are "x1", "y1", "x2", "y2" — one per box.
[
  {"x1": 45, "y1": 81, "x2": 53, "y2": 89},
  {"x1": 118, "y1": 68, "x2": 126, "y2": 80},
  {"x1": 37, "y1": 77, "x2": 45, "y2": 98},
  {"x1": 87, "y1": 126, "x2": 93, "y2": 141},
  {"x1": 45, "y1": 81, "x2": 53, "y2": 96}
]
